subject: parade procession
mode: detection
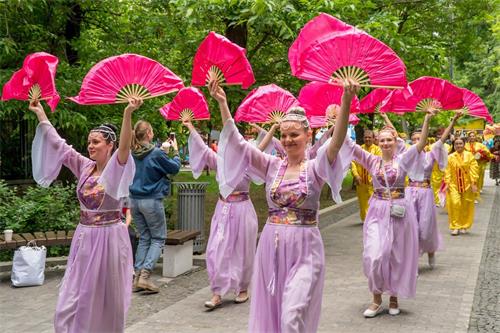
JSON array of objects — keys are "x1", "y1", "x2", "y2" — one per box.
[{"x1": 0, "y1": 1, "x2": 499, "y2": 333}]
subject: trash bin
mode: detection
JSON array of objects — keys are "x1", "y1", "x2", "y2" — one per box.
[{"x1": 173, "y1": 182, "x2": 209, "y2": 253}]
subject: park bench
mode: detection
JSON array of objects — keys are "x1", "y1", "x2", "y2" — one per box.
[{"x1": 0, "y1": 229, "x2": 200, "y2": 278}]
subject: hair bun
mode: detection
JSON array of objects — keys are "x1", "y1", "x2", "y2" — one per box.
[
  {"x1": 102, "y1": 123, "x2": 118, "y2": 133},
  {"x1": 287, "y1": 106, "x2": 306, "y2": 116}
]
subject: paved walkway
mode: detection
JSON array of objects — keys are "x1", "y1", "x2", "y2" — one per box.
[
  {"x1": 0, "y1": 179, "x2": 497, "y2": 332},
  {"x1": 126, "y1": 178, "x2": 498, "y2": 333}
]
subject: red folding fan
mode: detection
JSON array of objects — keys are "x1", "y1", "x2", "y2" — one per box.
[
  {"x1": 358, "y1": 88, "x2": 392, "y2": 113},
  {"x1": 458, "y1": 89, "x2": 493, "y2": 124},
  {"x1": 290, "y1": 26, "x2": 407, "y2": 89},
  {"x1": 234, "y1": 84, "x2": 299, "y2": 123},
  {"x1": 1, "y1": 52, "x2": 60, "y2": 112},
  {"x1": 384, "y1": 77, "x2": 463, "y2": 113},
  {"x1": 69, "y1": 54, "x2": 184, "y2": 105},
  {"x1": 159, "y1": 87, "x2": 209, "y2": 121},
  {"x1": 289, "y1": 13, "x2": 357, "y2": 76},
  {"x1": 298, "y1": 82, "x2": 360, "y2": 118},
  {"x1": 308, "y1": 113, "x2": 360, "y2": 128},
  {"x1": 191, "y1": 32, "x2": 255, "y2": 89}
]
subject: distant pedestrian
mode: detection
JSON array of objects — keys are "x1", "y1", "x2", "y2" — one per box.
[{"x1": 489, "y1": 136, "x2": 500, "y2": 185}]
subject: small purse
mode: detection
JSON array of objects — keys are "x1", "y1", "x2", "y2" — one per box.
[{"x1": 381, "y1": 160, "x2": 406, "y2": 219}]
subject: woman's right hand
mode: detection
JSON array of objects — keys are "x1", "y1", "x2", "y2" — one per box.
[
  {"x1": 182, "y1": 118, "x2": 195, "y2": 132},
  {"x1": 29, "y1": 101, "x2": 44, "y2": 114}
]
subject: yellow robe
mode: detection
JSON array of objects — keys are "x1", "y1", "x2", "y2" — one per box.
[
  {"x1": 351, "y1": 144, "x2": 382, "y2": 221},
  {"x1": 431, "y1": 143, "x2": 451, "y2": 205},
  {"x1": 445, "y1": 151, "x2": 479, "y2": 230},
  {"x1": 465, "y1": 142, "x2": 493, "y2": 192}
]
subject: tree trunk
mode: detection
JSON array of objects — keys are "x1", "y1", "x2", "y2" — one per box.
[{"x1": 64, "y1": 3, "x2": 83, "y2": 65}]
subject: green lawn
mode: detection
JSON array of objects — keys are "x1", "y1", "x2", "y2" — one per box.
[{"x1": 167, "y1": 169, "x2": 355, "y2": 237}]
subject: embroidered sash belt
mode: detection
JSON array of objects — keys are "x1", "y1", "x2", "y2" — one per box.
[
  {"x1": 219, "y1": 191, "x2": 250, "y2": 203},
  {"x1": 267, "y1": 207, "x2": 318, "y2": 226},
  {"x1": 408, "y1": 179, "x2": 431, "y2": 188},
  {"x1": 80, "y1": 210, "x2": 121, "y2": 226},
  {"x1": 373, "y1": 188, "x2": 405, "y2": 200}
]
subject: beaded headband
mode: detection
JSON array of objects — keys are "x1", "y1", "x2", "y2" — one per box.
[
  {"x1": 281, "y1": 107, "x2": 310, "y2": 130},
  {"x1": 90, "y1": 125, "x2": 117, "y2": 142}
]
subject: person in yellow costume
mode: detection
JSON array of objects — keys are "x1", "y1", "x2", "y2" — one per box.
[
  {"x1": 445, "y1": 137, "x2": 479, "y2": 235},
  {"x1": 351, "y1": 130, "x2": 381, "y2": 222},
  {"x1": 430, "y1": 137, "x2": 451, "y2": 205},
  {"x1": 465, "y1": 131, "x2": 493, "y2": 194}
]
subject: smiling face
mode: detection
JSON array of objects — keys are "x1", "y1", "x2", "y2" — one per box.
[
  {"x1": 454, "y1": 138, "x2": 465, "y2": 153},
  {"x1": 87, "y1": 132, "x2": 114, "y2": 163},
  {"x1": 378, "y1": 130, "x2": 397, "y2": 155},
  {"x1": 280, "y1": 121, "x2": 310, "y2": 157},
  {"x1": 468, "y1": 132, "x2": 476, "y2": 143},
  {"x1": 363, "y1": 131, "x2": 374, "y2": 147},
  {"x1": 411, "y1": 132, "x2": 421, "y2": 145}
]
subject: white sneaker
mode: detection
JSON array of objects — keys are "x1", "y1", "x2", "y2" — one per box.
[
  {"x1": 459, "y1": 229, "x2": 468, "y2": 234},
  {"x1": 363, "y1": 303, "x2": 384, "y2": 318},
  {"x1": 451, "y1": 229, "x2": 459, "y2": 236}
]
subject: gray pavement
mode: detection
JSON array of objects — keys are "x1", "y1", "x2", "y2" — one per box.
[{"x1": 0, "y1": 178, "x2": 497, "y2": 333}]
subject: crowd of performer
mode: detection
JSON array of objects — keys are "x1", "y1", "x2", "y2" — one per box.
[{"x1": 26, "y1": 77, "x2": 499, "y2": 332}]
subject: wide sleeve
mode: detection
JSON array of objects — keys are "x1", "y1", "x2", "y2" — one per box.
[
  {"x1": 351, "y1": 161, "x2": 360, "y2": 178},
  {"x1": 98, "y1": 150, "x2": 135, "y2": 200},
  {"x1": 348, "y1": 138, "x2": 380, "y2": 173},
  {"x1": 32, "y1": 121, "x2": 91, "y2": 187},
  {"x1": 308, "y1": 131, "x2": 331, "y2": 159},
  {"x1": 430, "y1": 140, "x2": 448, "y2": 171},
  {"x1": 469, "y1": 157, "x2": 479, "y2": 184},
  {"x1": 187, "y1": 130, "x2": 218, "y2": 178},
  {"x1": 398, "y1": 144, "x2": 425, "y2": 181},
  {"x1": 218, "y1": 119, "x2": 276, "y2": 198},
  {"x1": 396, "y1": 137, "x2": 407, "y2": 155},
  {"x1": 444, "y1": 155, "x2": 453, "y2": 185},
  {"x1": 313, "y1": 135, "x2": 354, "y2": 203}
]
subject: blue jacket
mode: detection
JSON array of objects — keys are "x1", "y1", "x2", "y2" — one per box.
[{"x1": 129, "y1": 147, "x2": 181, "y2": 199}]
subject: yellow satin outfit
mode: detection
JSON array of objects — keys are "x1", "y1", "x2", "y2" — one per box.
[
  {"x1": 445, "y1": 151, "x2": 479, "y2": 230},
  {"x1": 351, "y1": 144, "x2": 381, "y2": 222},
  {"x1": 465, "y1": 142, "x2": 493, "y2": 192},
  {"x1": 431, "y1": 143, "x2": 451, "y2": 204}
]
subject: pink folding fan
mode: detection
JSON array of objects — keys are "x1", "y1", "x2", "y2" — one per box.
[
  {"x1": 159, "y1": 87, "x2": 209, "y2": 121},
  {"x1": 308, "y1": 113, "x2": 360, "y2": 129},
  {"x1": 458, "y1": 89, "x2": 493, "y2": 124},
  {"x1": 298, "y1": 81, "x2": 360, "y2": 116},
  {"x1": 191, "y1": 32, "x2": 255, "y2": 89},
  {"x1": 289, "y1": 13, "x2": 357, "y2": 76},
  {"x1": 1, "y1": 52, "x2": 60, "y2": 112},
  {"x1": 289, "y1": 17, "x2": 407, "y2": 89},
  {"x1": 69, "y1": 54, "x2": 184, "y2": 105},
  {"x1": 234, "y1": 84, "x2": 299, "y2": 123},
  {"x1": 384, "y1": 77, "x2": 463, "y2": 113},
  {"x1": 358, "y1": 88, "x2": 392, "y2": 113}
]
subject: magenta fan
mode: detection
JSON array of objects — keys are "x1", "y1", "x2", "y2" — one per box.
[
  {"x1": 358, "y1": 88, "x2": 391, "y2": 113},
  {"x1": 298, "y1": 81, "x2": 360, "y2": 117},
  {"x1": 191, "y1": 32, "x2": 255, "y2": 89},
  {"x1": 289, "y1": 13, "x2": 357, "y2": 76},
  {"x1": 159, "y1": 87, "x2": 209, "y2": 121},
  {"x1": 384, "y1": 77, "x2": 464, "y2": 113},
  {"x1": 459, "y1": 89, "x2": 493, "y2": 124},
  {"x1": 69, "y1": 54, "x2": 184, "y2": 105},
  {"x1": 234, "y1": 84, "x2": 299, "y2": 123},
  {"x1": 308, "y1": 114, "x2": 360, "y2": 128},
  {"x1": 1, "y1": 52, "x2": 60, "y2": 112},
  {"x1": 289, "y1": 15, "x2": 407, "y2": 89}
]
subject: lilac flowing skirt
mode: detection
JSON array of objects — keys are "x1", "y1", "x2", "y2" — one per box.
[
  {"x1": 406, "y1": 187, "x2": 443, "y2": 255},
  {"x1": 363, "y1": 196, "x2": 419, "y2": 298},
  {"x1": 206, "y1": 198, "x2": 258, "y2": 296},
  {"x1": 249, "y1": 223, "x2": 325, "y2": 333},
  {"x1": 54, "y1": 222, "x2": 133, "y2": 333}
]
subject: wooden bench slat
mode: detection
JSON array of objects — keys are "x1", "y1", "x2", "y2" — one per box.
[
  {"x1": 0, "y1": 235, "x2": 4, "y2": 242},
  {"x1": 34, "y1": 232, "x2": 47, "y2": 241},
  {"x1": 166, "y1": 230, "x2": 200, "y2": 245},
  {"x1": 45, "y1": 231, "x2": 57, "y2": 240},
  {"x1": 67, "y1": 230, "x2": 75, "y2": 239},
  {"x1": 21, "y1": 233, "x2": 35, "y2": 242},
  {"x1": 12, "y1": 234, "x2": 27, "y2": 246},
  {"x1": 56, "y1": 231, "x2": 66, "y2": 240}
]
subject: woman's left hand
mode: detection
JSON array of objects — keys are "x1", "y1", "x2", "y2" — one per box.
[{"x1": 342, "y1": 79, "x2": 360, "y2": 101}]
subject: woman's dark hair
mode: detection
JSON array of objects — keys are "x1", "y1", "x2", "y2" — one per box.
[{"x1": 449, "y1": 136, "x2": 466, "y2": 154}]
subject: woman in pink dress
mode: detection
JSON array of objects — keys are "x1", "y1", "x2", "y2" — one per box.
[
  {"x1": 182, "y1": 119, "x2": 258, "y2": 309},
  {"x1": 348, "y1": 111, "x2": 435, "y2": 318},
  {"x1": 29, "y1": 98, "x2": 141, "y2": 333},
  {"x1": 406, "y1": 112, "x2": 462, "y2": 268},
  {"x1": 209, "y1": 79, "x2": 359, "y2": 333}
]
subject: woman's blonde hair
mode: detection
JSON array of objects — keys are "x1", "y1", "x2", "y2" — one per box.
[{"x1": 131, "y1": 120, "x2": 153, "y2": 151}]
